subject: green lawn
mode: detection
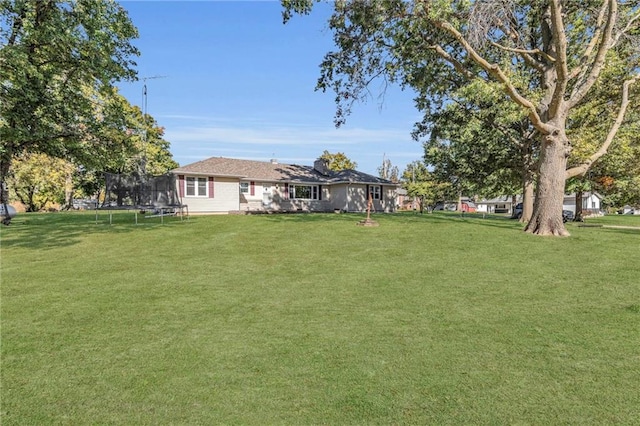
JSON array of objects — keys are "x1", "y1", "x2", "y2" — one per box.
[{"x1": 1, "y1": 211, "x2": 639, "y2": 424}]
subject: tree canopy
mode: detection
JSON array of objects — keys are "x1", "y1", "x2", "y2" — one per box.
[
  {"x1": 7, "y1": 88, "x2": 178, "y2": 212},
  {"x1": 422, "y1": 80, "x2": 535, "y2": 202},
  {"x1": 319, "y1": 150, "x2": 358, "y2": 171},
  {"x1": 284, "y1": 0, "x2": 640, "y2": 236},
  {"x1": 0, "y1": 0, "x2": 139, "y2": 222},
  {"x1": 377, "y1": 155, "x2": 399, "y2": 182},
  {"x1": 401, "y1": 160, "x2": 452, "y2": 213}
]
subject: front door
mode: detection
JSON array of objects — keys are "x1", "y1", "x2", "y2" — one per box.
[{"x1": 262, "y1": 184, "x2": 272, "y2": 207}]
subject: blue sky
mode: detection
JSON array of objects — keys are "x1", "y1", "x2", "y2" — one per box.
[{"x1": 116, "y1": 1, "x2": 424, "y2": 175}]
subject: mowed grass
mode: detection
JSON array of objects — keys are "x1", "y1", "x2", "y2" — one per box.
[{"x1": 1, "y1": 211, "x2": 639, "y2": 424}]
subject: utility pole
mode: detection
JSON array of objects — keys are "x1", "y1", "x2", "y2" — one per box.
[{"x1": 139, "y1": 75, "x2": 167, "y2": 175}]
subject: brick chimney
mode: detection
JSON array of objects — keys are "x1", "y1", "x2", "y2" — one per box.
[{"x1": 314, "y1": 158, "x2": 331, "y2": 176}]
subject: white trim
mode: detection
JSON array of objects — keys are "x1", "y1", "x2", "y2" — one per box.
[
  {"x1": 185, "y1": 176, "x2": 208, "y2": 198},
  {"x1": 289, "y1": 184, "x2": 320, "y2": 200}
]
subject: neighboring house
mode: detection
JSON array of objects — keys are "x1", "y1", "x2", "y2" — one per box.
[
  {"x1": 619, "y1": 205, "x2": 639, "y2": 215},
  {"x1": 460, "y1": 199, "x2": 477, "y2": 212},
  {"x1": 172, "y1": 157, "x2": 399, "y2": 214},
  {"x1": 476, "y1": 196, "x2": 520, "y2": 214},
  {"x1": 476, "y1": 192, "x2": 603, "y2": 216},
  {"x1": 562, "y1": 192, "x2": 603, "y2": 215},
  {"x1": 396, "y1": 188, "x2": 420, "y2": 211}
]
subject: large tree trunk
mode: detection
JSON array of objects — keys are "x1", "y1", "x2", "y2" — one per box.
[
  {"x1": 525, "y1": 136, "x2": 570, "y2": 236},
  {"x1": 574, "y1": 189, "x2": 584, "y2": 222},
  {"x1": 63, "y1": 170, "x2": 74, "y2": 210},
  {"x1": 521, "y1": 168, "x2": 535, "y2": 223},
  {"x1": 1, "y1": 154, "x2": 13, "y2": 225}
]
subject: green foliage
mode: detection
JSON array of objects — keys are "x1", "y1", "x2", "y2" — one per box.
[
  {"x1": 0, "y1": 0, "x2": 139, "y2": 210},
  {"x1": 6, "y1": 86, "x2": 178, "y2": 207},
  {"x1": 283, "y1": 0, "x2": 640, "y2": 234},
  {"x1": 89, "y1": 88, "x2": 178, "y2": 176},
  {"x1": 0, "y1": 0, "x2": 139, "y2": 155},
  {"x1": 319, "y1": 150, "x2": 357, "y2": 171},
  {"x1": 566, "y1": 51, "x2": 640, "y2": 208},
  {"x1": 8, "y1": 152, "x2": 74, "y2": 211},
  {"x1": 422, "y1": 79, "x2": 535, "y2": 198},
  {"x1": 2, "y1": 212, "x2": 640, "y2": 423},
  {"x1": 401, "y1": 161, "x2": 453, "y2": 211},
  {"x1": 593, "y1": 133, "x2": 640, "y2": 208}
]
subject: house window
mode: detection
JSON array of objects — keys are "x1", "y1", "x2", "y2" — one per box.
[
  {"x1": 240, "y1": 182, "x2": 249, "y2": 193},
  {"x1": 186, "y1": 177, "x2": 207, "y2": 197},
  {"x1": 369, "y1": 185, "x2": 381, "y2": 200},
  {"x1": 289, "y1": 184, "x2": 319, "y2": 200}
]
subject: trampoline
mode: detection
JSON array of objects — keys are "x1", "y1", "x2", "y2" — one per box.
[{"x1": 96, "y1": 172, "x2": 188, "y2": 224}]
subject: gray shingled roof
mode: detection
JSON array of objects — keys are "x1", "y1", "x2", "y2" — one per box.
[
  {"x1": 328, "y1": 169, "x2": 394, "y2": 185},
  {"x1": 173, "y1": 157, "x2": 397, "y2": 185}
]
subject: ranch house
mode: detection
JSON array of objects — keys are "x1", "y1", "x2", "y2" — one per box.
[{"x1": 172, "y1": 157, "x2": 399, "y2": 214}]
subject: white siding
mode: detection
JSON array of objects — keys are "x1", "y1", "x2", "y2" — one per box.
[
  {"x1": 331, "y1": 185, "x2": 350, "y2": 211},
  {"x1": 563, "y1": 193, "x2": 602, "y2": 213},
  {"x1": 175, "y1": 173, "x2": 397, "y2": 214},
  {"x1": 179, "y1": 176, "x2": 239, "y2": 213},
  {"x1": 329, "y1": 184, "x2": 396, "y2": 212}
]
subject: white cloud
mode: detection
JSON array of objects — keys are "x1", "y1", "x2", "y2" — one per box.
[
  {"x1": 165, "y1": 124, "x2": 411, "y2": 146},
  {"x1": 164, "y1": 120, "x2": 423, "y2": 173}
]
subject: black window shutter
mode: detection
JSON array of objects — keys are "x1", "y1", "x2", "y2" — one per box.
[{"x1": 318, "y1": 185, "x2": 322, "y2": 200}]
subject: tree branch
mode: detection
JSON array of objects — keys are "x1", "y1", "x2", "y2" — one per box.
[
  {"x1": 568, "y1": 0, "x2": 618, "y2": 109},
  {"x1": 612, "y1": 9, "x2": 640, "y2": 47},
  {"x1": 427, "y1": 45, "x2": 476, "y2": 80},
  {"x1": 489, "y1": 41, "x2": 553, "y2": 70},
  {"x1": 433, "y1": 21, "x2": 556, "y2": 135},
  {"x1": 568, "y1": 1, "x2": 608, "y2": 80},
  {"x1": 566, "y1": 73, "x2": 639, "y2": 179},
  {"x1": 548, "y1": 0, "x2": 569, "y2": 118}
]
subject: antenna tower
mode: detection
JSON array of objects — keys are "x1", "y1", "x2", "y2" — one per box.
[{"x1": 139, "y1": 75, "x2": 167, "y2": 175}]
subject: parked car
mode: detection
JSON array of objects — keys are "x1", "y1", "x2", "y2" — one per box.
[
  {"x1": 512, "y1": 203, "x2": 574, "y2": 222},
  {"x1": 433, "y1": 202, "x2": 457, "y2": 211},
  {"x1": 513, "y1": 203, "x2": 523, "y2": 219},
  {"x1": 72, "y1": 199, "x2": 98, "y2": 210},
  {"x1": 562, "y1": 210, "x2": 574, "y2": 222}
]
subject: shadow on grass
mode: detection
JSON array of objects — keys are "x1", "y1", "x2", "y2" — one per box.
[
  {"x1": 257, "y1": 210, "x2": 526, "y2": 230},
  {"x1": 0, "y1": 211, "x2": 190, "y2": 251},
  {"x1": 4, "y1": 211, "x2": 633, "y2": 252},
  {"x1": 591, "y1": 226, "x2": 640, "y2": 236}
]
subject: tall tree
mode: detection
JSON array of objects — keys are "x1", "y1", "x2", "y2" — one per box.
[
  {"x1": 0, "y1": 0, "x2": 139, "y2": 223},
  {"x1": 401, "y1": 160, "x2": 452, "y2": 213},
  {"x1": 70, "y1": 89, "x2": 178, "y2": 203},
  {"x1": 94, "y1": 89, "x2": 178, "y2": 176},
  {"x1": 8, "y1": 152, "x2": 73, "y2": 211},
  {"x1": 378, "y1": 155, "x2": 399, "y2": 182},
  {"x1": 422, "y1": 79, "x2": 537, "y2": 221},
  {"x1": 319, "y1": 150, "x2": 358, "y2": 171},
  {"x1": 283, "y1": 0, "x2": 640, "y2": 236},
  {"x1": 8, "y1": 89, "x2": 178, "y2": 211}
]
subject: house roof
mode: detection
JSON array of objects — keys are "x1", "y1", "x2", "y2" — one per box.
[
  {"x1": 563, "y1": 191, "x2": 603, "y2": 200},
  {"x1": 173, "y1": 157, "x2": 397, "y2": 185},
  {"x1": 476, "y1": 196, "x2": 521, "y2": 205},
  {"x1": 477, "y1": 192, "x2": 602, "y2": 205}
]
